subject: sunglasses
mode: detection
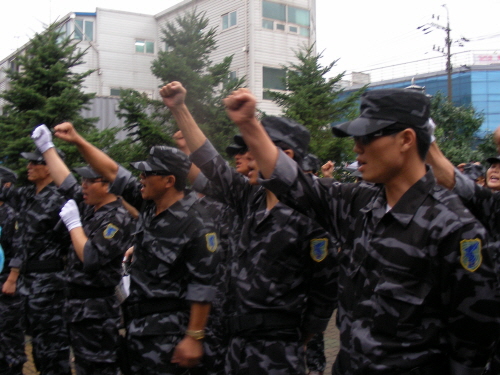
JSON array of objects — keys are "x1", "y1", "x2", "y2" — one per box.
[
  {"x1": 81, "y1": 178, "x2": 108, "y2": 185},
  {"x1": 353, "y1": 127, "x2": 406, "y2": 146},
  {"x1": 29, "y1": 160, "x2": 46, "y2": 165},
  {"x1": 139, "y1": 170, "x2": 172, "y2": 178}
]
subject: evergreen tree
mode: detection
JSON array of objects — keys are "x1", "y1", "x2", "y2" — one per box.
[
  {"x1": 0, "y1": 23, "x2": 97, "y2": 176},
  {"x1": 151, "y1": 9, "x2": 245, "y2": 153},
  {"x1": 431, "y1": 91, "x2": 485, "y2": 165},
  {"x1": 267, "y1": 45, "x2": 365, "y2": 166}
]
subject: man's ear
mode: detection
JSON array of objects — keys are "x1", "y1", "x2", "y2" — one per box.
[
  {"x1": 399, "y1": 128, "x2": 417, "y2": 153},
  {"x1": 164, "y1": 175, "x2": 176, "y2": 188}
]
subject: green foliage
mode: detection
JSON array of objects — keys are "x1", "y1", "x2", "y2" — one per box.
[
  {"x1": 431, "y1": 92, "x2": 486, "y2": 165},
  {"x1": 267, "y1": 44, "x2": 364, "y2": 164},
  {"x1": 0, "y1": 23, "x2": 98, "y2": 179},
  {"x1": 150, "y1": 9, "x2": 245, "y2": 154}
]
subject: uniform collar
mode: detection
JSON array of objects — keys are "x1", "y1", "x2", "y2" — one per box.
[{"x1": 361, "y1": 167, "x2": 436, "y2": 227}]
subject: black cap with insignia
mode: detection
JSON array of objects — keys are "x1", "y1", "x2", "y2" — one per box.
[
  {"x1": 130, "y1": 145, "x2": 191, "y2": 178},
  {"x1": 261, "y1": 116, "x2": 310, "y2": 160},
  {"x1": 332, "y1": 88, "x2": 431, "y2": 137},
  {"x1": 72, "y1": 166, "x2": 102, "y2": 179},
  {"x1": 21, "y1": 149, "x2": 66, "y2": 162}
]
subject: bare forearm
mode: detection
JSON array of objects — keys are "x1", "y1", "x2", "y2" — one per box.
[
  {"x1": 43, "y1": 148, "x2": 71, "y2": 186},
  {"x1": 68, "y1": 227, "x2": 88, "y2": 262},
  {"x1": 74, "y1": 137, "x2": 119, "y2": 182},
  {"x1": 170, "y1": 104, "x2": 207, "y2": 153},
  {"x1": 186, "y1": 302, "x2": 211, "y2": 331}
]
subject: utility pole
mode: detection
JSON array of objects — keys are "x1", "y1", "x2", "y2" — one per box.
[{"x1": 418, "y1": 4, "x2": 467, "y2": 103}]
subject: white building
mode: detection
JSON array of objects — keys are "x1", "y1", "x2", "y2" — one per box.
[{"x1": 0, "y1": 0, "x2": 316, "y2": 131}]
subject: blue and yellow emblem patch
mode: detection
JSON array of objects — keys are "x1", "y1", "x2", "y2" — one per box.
[
  {"x1": 205, "y1": 232, "x2": 218, "y2": 253},
  {"x1": 103, "y1": 224, "x2": 119, "y2": 239},
  {"x1": 460, "y1": 239, "x2": 482, "y2": 272},
  {"x1": 310, "y1": 238, "x2": 328, "y2": 262}
]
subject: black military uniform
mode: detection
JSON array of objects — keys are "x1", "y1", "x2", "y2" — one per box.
[
  {"x1": 0, "y1": 167, "x2": 25, "y2": 375},
  {"x1": 190, "y1": 119, "x2": 338, "y2": 375},
  {"x1": 109, "y1": 146, "x2": 218, "y2": 375},
  {"x1": 58, "y1": 166, "x2": 134, "y2": 374},
  {"x1": 262, "y1": 90, "x2": 499, "y2": 374},
  {"x1": 6, "y1": 151, "x2": 71, "y2": 374}
]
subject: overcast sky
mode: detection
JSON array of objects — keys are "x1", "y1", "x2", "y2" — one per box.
[{"x1": 2, "y1": 0, "x2": 500, "y2": 79}]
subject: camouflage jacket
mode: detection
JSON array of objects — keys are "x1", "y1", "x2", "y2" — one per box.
[
  {"x1": 109, "y1": 167, "x2": 218, "y2": 336},
  {"x1": 0, "y1": 202, "x2": 17, "y2": 282},
  {"x1": 58, "y1": 174, "x2": 134, "y2": 321},
  {"x1": 7, "y1": 184, "x2": 70, "y2": 295},
  {"x1": 190, "y1": 141, "x2": 338, "y2": 335},
  {"x1": 262, "y1": 150, "x2": 499, "y2": 373}
]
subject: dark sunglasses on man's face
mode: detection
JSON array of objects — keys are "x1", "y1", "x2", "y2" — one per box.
[
  {"x1": 140, "y1": 170, "x2": 172, "y2": 178},
  {"x1": 28, "y1": 160, "x2": 46, "y2": 166},
  {"x1": 353, "y1": 127, "x2": 405, "y2": 146}
]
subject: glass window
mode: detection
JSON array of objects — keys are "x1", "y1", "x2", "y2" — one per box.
[
  {"x1": 299, "y1": 27, "x2": 309, "y2": 37},
  {"x1": 110, "y1": 89, "x2": 122, "y2": 96},
  {"x1": 136, "y1": 40, "x2": 154, "y2": 54},
  {"x1": 222, "y1": 11, "x2": 237, "y2": 30},
  {"x1": 288, "y1": 6, "x2": 310, "y2": 26},
  {"x1": 74, "y1": 19, "x2": 93, "y2": 41},
  {"x1": 276, "y1": 23, "x2": 285, "y2": 31},
  {"x1": 289, "y1": 26, "x2": 298, "y2": 33},
  {"x1": 262, "y1": 19, "x2": 274, "y2": 29},
  {"x1": 263, "y1": 1, "x2": 286, "y2": 21},
  {"x1": 263, "y1": 67, "x2": 286, "y2": 90}
]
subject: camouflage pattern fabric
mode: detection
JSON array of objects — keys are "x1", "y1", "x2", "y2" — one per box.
[
  {"x1": 190, "y1": 141, "x2": 338, "y2": 374},
  {"x1": 109, "y1": 167, "x2": 218, "y2": 371},
  {"x1": 306, "y1": 333, "x2": 326, "y2": 373},
  {"x1": 262, "y1": 151, "x2": 500, "y2": 374},
  {"x1": 59, "y1": 174, "x2": 135, "y2": 373},
  {"x1": 5, "y1": 185, "x2": 71, "y2": 374},
  {"x1": 0, "y1": 202, "x2": 26, "y2": 373}
]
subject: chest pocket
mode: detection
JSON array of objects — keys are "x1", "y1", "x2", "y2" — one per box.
[{"x1": 372, "y1": 267, "x2": 433, "y2": 338}]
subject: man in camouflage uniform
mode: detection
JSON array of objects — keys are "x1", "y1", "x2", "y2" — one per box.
[
  {"x1": 227, "y1": 87, "x2": 500, "y2": 374},
  {"x1": 161, "y1": 81, "x2": 338, "y2": 375},
  {"x1": 52, "y1": 122, "x2": 218, "y2": 375},
  {"x1": 2, "y1": 149, "x2": 71, "y2": 375},
  {"x1": 0, "y1": 167, "x2": 25, "y2": 375},
  {"x1": 31, "y1": 124, "x2": 135, "y2": 374}
]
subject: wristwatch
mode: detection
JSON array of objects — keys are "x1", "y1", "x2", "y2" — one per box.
[{"x1": 185, "y1": 329, "x2": 205, "y2": 340}]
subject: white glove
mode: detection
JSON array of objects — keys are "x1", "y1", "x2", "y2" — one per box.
[
  {"x1": 31, "y1": 124, "x2": 54, "y2": 153},
  {"x1": 59, "y1": 199, "x2": 82, "y2": 232},
  {"x1": 428, "y1": 118, "x2": 436, "y2": 143}
]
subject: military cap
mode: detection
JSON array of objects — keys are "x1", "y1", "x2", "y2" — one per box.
[
  {"x1": 462, "y1": 163, "x2": 484, "y2": 181},
  {"x1": 72, "y1": 166, "x2": 102, "y2": 179},
  {"x1": 301, "y1": 154, "x2": 321, "y2": 173},
  {"x1": 487, "y1": 156, "x2": 500, "y2": 165},
  {"x1": 261, "y1": 116, "x2": 310, "y2": 159},
  {"x1": 0, "y1": 166, "x2": 17, "y2": 184},
  {"x1": 226, "y1": 134, "x2": 248, "y2": 156},
  {"x1": 332, "y1": 89, "x2": 431, "y2": 137},
  {"x1": 130, "y1": 145, "x2": 191, "y2": 178},
  {"x1": 20, "y1": 148, "x2": 65, "y2": 162}
]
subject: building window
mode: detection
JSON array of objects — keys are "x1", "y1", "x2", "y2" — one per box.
[
  {"x1": 135, "y1": 40, "x2": 154, "y2": 54},
  {"x1": 263, "y1": 66, "x2": 286, "y2": 99},
  {"x1": 262, "y1": 1, "x2": 310, "y2": 37},
  {"x1": 110, "y1": 88, "x2": 123, "y2": 97},
  {"x1": 222, "y1": 11, "x2": 237, "y2": 30},
  {"x1": 74, "y1": 19, "x2": 94, "y2": 41}
]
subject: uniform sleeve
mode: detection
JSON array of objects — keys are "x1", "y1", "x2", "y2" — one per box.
[
  {"x1": 184, "y1": 218, "x2": 218, "y2": 303},
  {"x1": 301, "y1": 224, "x2": 338, "y2": 334},
  {"x1": 58, "y1": 174, "x2": 83, "y2": 203},
  {"x1": 83, "y1": 216, "x2": 132, "y2": 272},
  {"x1": 440, "y1": 223, "x2": 500, "y2": 370},
  {"x1": 108, "y1": 165, "x2": 143, "y2": 210},
  {"x1": 190, "y1": 140, "x2": 251, "y2": 212}
]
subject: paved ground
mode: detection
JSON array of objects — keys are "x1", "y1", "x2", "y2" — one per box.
[{"x1": 23, "y1": 315, "x2": 340, "y2": 374}]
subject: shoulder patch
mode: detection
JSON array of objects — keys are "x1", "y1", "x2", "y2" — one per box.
[
  {"x1": 103, "y1": 223, "x2": 119, "y2": 239},
  {"x1": 460, "y1": 239, "x2": 482, "y2": 272},
  {"x1": 205, "y1": 232, "x2": 218, "y2": 253},
  {"x1": 310, "y1": 238, "x2": 328, "y2": 262}
]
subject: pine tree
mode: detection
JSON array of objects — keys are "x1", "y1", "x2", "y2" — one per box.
[
  {"x1": 151, "y1": 9, "x2": 245, "y2": 153},
  {"x1": 0, "y1": 23, "x2": 97, "y2": 176},
  {"x1": 267, "y1": 45, "x2": 365, "y2": 166}
]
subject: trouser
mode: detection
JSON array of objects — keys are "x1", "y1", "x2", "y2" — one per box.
[
  {"x1": 0, "y1": 293, "x2": 26, "y2": 372},
  {"x1": 68, "y1": 316, "x2": 120, "y2": 375},
  {"x1": 306, "y1": 332, "x2": 326, "y2": 372},
  {"x1": 25, "y1": 291, "x2": 71, "y2": 375}
]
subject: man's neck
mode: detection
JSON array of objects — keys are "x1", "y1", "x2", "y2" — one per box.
[
  {"x1": 154, "y1": 189, "x2": 185, "y2": 216},
  {"x1": 265, "y1": 189, "x2": 279, "y2": 210},
  {"x1": 34, "y1": 177, "x2": 53, "y2": 194},
  {"x1": 384, "y1": 162, "x2": 427, "y2": 208}
]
